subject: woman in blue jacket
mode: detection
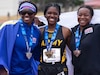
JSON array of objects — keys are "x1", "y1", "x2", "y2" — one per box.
[{"x1": 0, "y1": 1, "x2": 41, "y2": 75}]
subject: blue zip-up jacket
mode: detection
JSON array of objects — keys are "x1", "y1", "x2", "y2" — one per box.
[{"x1": 0, "y1": 20, "x2": 41, "y2": 75}]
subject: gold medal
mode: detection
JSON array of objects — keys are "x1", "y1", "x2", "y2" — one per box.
[
  {"x1": 45, "y1": 51, "x2": 53, "y2": 58},
  {"x1": 26, "y1": 52, "x2": 32, "y2": 59}
]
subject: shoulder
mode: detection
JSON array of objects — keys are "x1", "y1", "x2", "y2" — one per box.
[
  {"x1": 71, "y1": 24, "x2": 79, "y2": 32},
  {"x1": 0, "y1": 20, "x2": 18, "y2": 30},
  {"x1": 93, "y1": 23, "x2": 100, "y2": 27},
  {"x1": 0, "y1": 22, "x2": 19, "y2": 38},
  {"x1": 61, "y1": 26, "x2": 71, "y2": 39},
  {"x1": 62, "y1": 26, "x2": 71, "y2": 34},
  {"x1": 92, "y1": 23, "x2": 100, "y2": 31}
]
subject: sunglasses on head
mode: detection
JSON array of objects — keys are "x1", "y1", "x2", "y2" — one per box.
[{"x1": 19, "y1": 10, "x2": 34, "y2": 15}]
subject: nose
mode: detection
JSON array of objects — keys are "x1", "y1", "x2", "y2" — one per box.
[
  {"x1": 80, "y1": 15, "x2": 85, "y2": 18},
  {"x1": 50, "y1": 13, "x2": 55, "y2": 17}
]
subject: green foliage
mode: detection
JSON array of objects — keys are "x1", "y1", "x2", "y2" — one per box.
[
  {"x1": 31, "y1": 0, "x2": 84, "y2": 11},
  {"x1": 31, "y1": 0, "x2": 39, "y2": 3},
  {"x1": 31, "y1": 0, "x2": 64, "y2": 3},
  {"x1": 74, "y1": 0, "x2": 84, "y2": 6},
  {"x1": 31, "y1": 0, "x2": 84, "y2": 5}
]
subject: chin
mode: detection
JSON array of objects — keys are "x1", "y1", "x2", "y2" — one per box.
[
  {"x1": 49, "y1": 22, "x2": 56, "y2": 25},
  {"x1": 24, "y1": 20, "x2": 30, "y2": 23}
]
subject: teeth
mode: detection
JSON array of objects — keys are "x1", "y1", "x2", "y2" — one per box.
[
  {"x1": 80, "y1": 20, "x2": 85, "y2": 23},
  {"x1": 49, "y1": 18, "x2": 54, "y2": 21},
  {"x1": 24, "y1": 17, "x2": 30, "y2": 20}
]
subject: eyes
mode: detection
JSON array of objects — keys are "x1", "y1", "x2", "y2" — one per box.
[
  {"x1": 47, "y1": 11, "x2": 58, "y2": 15},
  {"x1": 78, "y1": 8, "x2": 92, "y2": 18},
  {"x1": 19, "y1": 10, "x2": 34, "y2": 16},
  {"x1": 78, "y1": 14, "x2": 91, "y2": 17}
]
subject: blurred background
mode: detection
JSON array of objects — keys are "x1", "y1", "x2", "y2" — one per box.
[{"x1": 0, "y1": 0, "x2": 100, "y2": 25}]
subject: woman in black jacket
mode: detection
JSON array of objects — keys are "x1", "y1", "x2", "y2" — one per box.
[{"x1": 70, "y1": 5, "x2": 100, "y2": 75}]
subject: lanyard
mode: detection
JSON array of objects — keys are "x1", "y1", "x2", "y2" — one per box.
[
  {"x1": 75, "y1": 26, "x2": 82, "y2": 50},
  {"x1": 20, "y1": 23, "x2": 34, "y2": 52},
  {"x1": 44, "y1": 24, "x2": 60, "y2": 51}
]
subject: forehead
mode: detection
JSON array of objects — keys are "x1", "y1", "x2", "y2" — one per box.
[
  {"x1": 47, "y1": 6, "x2": 59, "y2": 12},
  {"x1": 78, "y1": 8, "x2": 91, "y2": 14}
]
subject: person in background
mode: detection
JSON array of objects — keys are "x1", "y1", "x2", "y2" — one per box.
[
  {"x1": 0, "y1": 1, "x2": 41, "y2": 75},
  {"x1": 70, "y1": 5, "x2": 100, "y2": 75},
  {"x1": 38, "y1": 3, "x2": 71, "y2": 75}
]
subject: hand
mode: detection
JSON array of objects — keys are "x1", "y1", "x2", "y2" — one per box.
[
  {"x1": 73, "y1": 50, "x2": 81, "y2": 57},
  {"x1": 34, "y1": 17, "x2": 45, "y2": 26},
  {"x1": 0, "y1": 68, "x2": 7, "y2": 75}
]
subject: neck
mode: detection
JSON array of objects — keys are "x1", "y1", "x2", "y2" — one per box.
[
  {"x1": 48, "y1": 24, "x2": 56, "y2": 31},
  {"x1": 22, "y1": 19, "x2": 33, "y2": 26},
  {"x1": 80, "y1": 26, "x2": 83, "y2": 32}
]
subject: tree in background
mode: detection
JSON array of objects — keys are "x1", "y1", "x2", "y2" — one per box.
[
  {"x1": 31, "y1": 0, "x2": 84, "y2": 12},
  {"x1": 64, "y1": 0, "x2": 84, "y2": 11}
]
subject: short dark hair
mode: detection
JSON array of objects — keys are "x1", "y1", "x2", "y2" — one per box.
[
  {"x1": 44, "y1": 3, "x2": 61, "y2": 22},
  {"x1": 77, "y1": 5, "x2": 94, "y2": 17},
  {"x1": 44, "y1": 3, "x2": 61, "y2": 15}
]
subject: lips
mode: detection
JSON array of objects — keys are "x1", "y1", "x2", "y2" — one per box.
[
  {"x1": 23, "y1": 17, "x2": 31, "y2": 24},
  {"x1": 24, "y1": 17, "x2": 30, "y2": 21}
]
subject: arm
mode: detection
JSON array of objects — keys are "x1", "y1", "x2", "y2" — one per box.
[
  {"x1": 32, "y1": 29, "x2": 41, "y2": 61},
  {"x1": 62, "y1": 26, "x2": 71, "y2": 49},
  {"x1": 34, "y1": 17, "x2": 45, "y2": 27},
  {"x1": 31, "y1": 29, "x2": 41, "y2": 75},
  {"x1": 0, "y1": 68, "x2": 8, "y2": 75}
]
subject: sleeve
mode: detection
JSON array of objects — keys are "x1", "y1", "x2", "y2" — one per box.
[
  {"x1": 31, "y1": 29, "x2": 41, "y2": 75},
  {"x1": 33, "y1": 39, "x2": 41, "y2": 61},
  {"x1": 32, "y1": 29, "x2": 41, "y2": 61},
  {"x1": 69, "y1": 28, "x2": 76, "y2": 52},
  {"x1": 0, "y1": 26, "x2": 8, "y2": 69},
  {"x1": 31, "y1": 58, "x2": 40, "y2": 75},
  {"x1": 31, "y1": 40, "x2": 41, "y2": 75}
]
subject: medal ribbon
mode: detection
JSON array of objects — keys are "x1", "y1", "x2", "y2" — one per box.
[
  {"x1": 75, "y1": 26, "x2": 82, "y2": 50},
  {"x1": 20, "y1": 23, "x2": 34, "y2": 53},
  {"x1": 44, "y1": 24, "x2": 60, "y2": 51}
]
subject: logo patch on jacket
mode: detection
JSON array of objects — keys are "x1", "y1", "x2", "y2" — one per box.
[{"x1": 84, "y1": 27, "x2": 93, "y2": 34}]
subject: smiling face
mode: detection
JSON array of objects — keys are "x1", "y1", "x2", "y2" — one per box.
[
  {"x1": 20, "y1": 9, "x2": 36, "y2": 25},
  {"x1": 45, "y1": 6, "x2": 59, "y2": 26},
  {"x1": 77, "y1": 7, "x2": 92, "y2": 27}
]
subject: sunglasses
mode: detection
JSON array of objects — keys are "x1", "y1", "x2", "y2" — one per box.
[{"x1": 19, "y1": 11, "x2": 34, "y2": 15}]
